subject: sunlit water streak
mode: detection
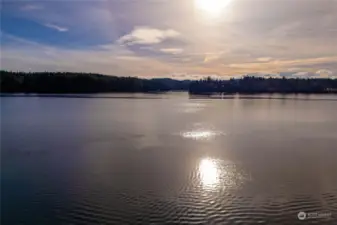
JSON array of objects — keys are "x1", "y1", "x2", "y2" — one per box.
[
  {"x1": 182, "y1": 130, "x2": 220, "y2": 140},
  {"x1": 199, "y1": 158, "x2": 220, "y2": 190},
  {"x1": 198, "y1": 157, "x2": 250, "y2": 192},
  {"x1": 180, "y1": 124, "x2": 226, "y2": 141}
]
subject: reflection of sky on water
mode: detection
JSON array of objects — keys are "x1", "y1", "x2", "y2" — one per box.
[{"x1": 181, "y1": 102, "x2": 206, "y2": 113}]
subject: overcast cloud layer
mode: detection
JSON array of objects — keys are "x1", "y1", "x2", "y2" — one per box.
[{"x1": 1, "y1": 0, "x2": 337, "y2": 79}]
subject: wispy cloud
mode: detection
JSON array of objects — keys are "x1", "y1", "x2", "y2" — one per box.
[
  {"x1": 203, "y1": 52, "x2": 224, "y2": 63},
  {"x1": 20, "y1": 4, "x2": 43, "y2": 11},
  {"x1": 270, "y1": 21, "x2": 302, "y2": 37},
  {"x1": 257, "y1": 57, "x2": 272, "y2": 62},
  {"x1": 117, "y1": 27, "x2": 180, "y2": 45},
  {"x1": 287, "y1": 67, "x2": 303, "y2": 72},
  {"x1": 1, "y1": 32, "x2": 47, "y2": 47},
  {"x1": 293, "y1": 72, "x2": 309, "y2": 76},
  {"x1": 229, "y1": 57, "x2": 337, "y2": 70},
  {"x1": 44, "y1": 23, "x2": 68, "y2": 32},
  {"x1": 160, "y1": 48, "x2": 183, "y2": 54}
]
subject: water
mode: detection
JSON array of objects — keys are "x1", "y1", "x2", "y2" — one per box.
[{"x1": 1, "y1": 93, "x2": 337, "y2": 225}]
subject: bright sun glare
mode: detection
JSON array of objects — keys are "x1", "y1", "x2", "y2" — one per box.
[
  {"x1": 195, "y1": 0, "x2": 232, "y2": 16},
  {"x1": 199, "y1": 158, "x2": 219, "y2": 189}
]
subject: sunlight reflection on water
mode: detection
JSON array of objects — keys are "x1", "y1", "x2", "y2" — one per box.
[
  {"x1": 178, "y1": 102, "x2": 206, "y2": 113},
  {"x1": 180, "y1": 122, "x2": 225, "y2": 141},
  {"x1": 199, "y1": 158, "x2": 220, "y2": 189},
  {"x1": 182, "y1": 130, "x2": 215, "y2": 140},
  {"x1": 198, "y1": 157, "x2": 251, "y2": 191}
]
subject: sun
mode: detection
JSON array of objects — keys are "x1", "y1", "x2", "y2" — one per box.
[{"x1": 195, "y1": 0, "x2": 232, "y2": 16}]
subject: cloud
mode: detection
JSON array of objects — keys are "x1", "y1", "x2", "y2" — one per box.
[
  {"x1": 44, "y1": 23, "x2": 68, "y2": 32},
  {"x1": 2, "y1": 0, "x2": 337, "y2": 79},
  {"x1": 289, "y1": 71, "x2": 321, "y2": 78},
  {"x1": 21, "y1": 4, "x2": 43, "y2": 11},
  {"x1": 287, "y1": 67, "x2": 303, "y2": 72},
  {"x1": 160, "y1": 48, "x2": 183, "y2": 54},
  {"x1": 257, "y1": 57, "x2": 272, "y2": 62},
  {"x1": 0, "y1": 34, "x2": 174, "y2": 77},
  {"x1": 246, "y1": 72, "x2": 282, "y2": 79},
  {"x1": 203, "y1": 52, "x2": 224, "y2": 63},
  {"x1": 270, "y1": 21, "x2": 302, "y2": 38},
  {"x1": 229, "y1": 57, "x2": 337, "y2": 70},
  {"x1": 293, "y1": 72, "x2": 309, "y2": 76},
  {"x1": 278, "y1": 70, "x2": 336, "y2": 79},
  {"x1": 115, "y1": 56, "x2": 143, "y2": 61},
  {"x1": 316, "y1": 69, "x2": 333, "y2": 77},
  {"x1": 117, "y1": 27, "x2": 180, "y2": 45},
  {"x1": 1, "y1": 32, "x2": 46, "y2": 47}
]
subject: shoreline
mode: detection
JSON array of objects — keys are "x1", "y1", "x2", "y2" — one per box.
[{"x1": 2, "y1": 92, "x2": 337, "y2": 101}]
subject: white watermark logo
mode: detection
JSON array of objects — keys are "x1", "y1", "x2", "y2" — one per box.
[
  {"x1": 298, "y1": 211, "x2": 306, "y2": 220},
  {"x1": 297, "y1": 211, "x2": 331, "y2": 220}
]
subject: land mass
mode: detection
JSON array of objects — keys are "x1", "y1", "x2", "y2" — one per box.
[
  {"x1": 0, "y1": 71, "x2": 190, "y2": 93},
  {"x1": 1, "y1": 71, "x2": 337, "y2": 94}
]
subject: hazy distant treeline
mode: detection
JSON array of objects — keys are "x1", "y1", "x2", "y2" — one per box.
[
  {"x1": 189, "y1": 77, "x2": 337, "y2": 94},
  {"x1": 0, "y1": 71, "x2": 190, "y2": 93}
]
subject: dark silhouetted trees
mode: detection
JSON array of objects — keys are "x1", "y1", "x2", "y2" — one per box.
[
  {"x1": 2, "y1": 71, "x2": 337, "y2": 94},
  {"x1": 0, "y1": 71, "x2": 190, "y2": 93},
  {"x1": 189, "y1": 76, "x2": 337, "y2": 94}
]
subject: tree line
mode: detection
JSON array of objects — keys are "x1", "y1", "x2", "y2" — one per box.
[
  {"x1": 1, "y1": 71, "x2": 337, "y2": 94},
  {"x1": 0, "y1": 71, "x2": 190, "y2": 93},
  {"x1": 189, "y1": 76, "x2": 337, "y2": 94}
]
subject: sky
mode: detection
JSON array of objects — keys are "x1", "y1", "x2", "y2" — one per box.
[{"x1": 1, "y1": 0, "x2": 337, "y2": 79}]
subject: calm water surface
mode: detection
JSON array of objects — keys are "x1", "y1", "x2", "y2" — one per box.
[{"x1": 1, "y1": 93, "x2": 337, "y2": 225}]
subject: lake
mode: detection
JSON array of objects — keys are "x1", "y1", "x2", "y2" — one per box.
[{"x1": 1, "y1": 93, "x2": 337, "y2": 225}]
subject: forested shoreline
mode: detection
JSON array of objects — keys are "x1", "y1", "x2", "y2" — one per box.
[
  {"x1": 0, "y1": 71, "x2": 190, "y2": 93},
  {"x1": 189, "y1": 77, "x2": 337, "y2": 94},
  {"x1": 1, "y1": 71, "x2": 337, "y2": 94}
]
